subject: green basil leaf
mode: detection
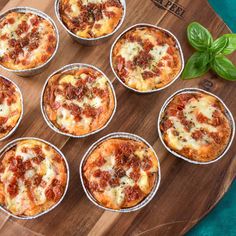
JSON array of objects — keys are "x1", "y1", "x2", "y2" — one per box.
[
  {"x1": 210, "y1": 37, "x2": 229, "y2": 54},
  {"x1": 220, "y1": 34, "x2": 236, "y2": 55},
  {"x1": 181, "y1": 51, "x2": 211, "y2": 80},
  {"x1": 187, "y1": 22, "x2": 213, "y2": 51},
  {"x1": 211, "y1": 56, "x2": 236, "y2": 81}
]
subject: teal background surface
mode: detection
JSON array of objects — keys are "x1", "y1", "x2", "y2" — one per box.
[{"x1": 187, "y1": 0, "x2": 236, "y2": 235}]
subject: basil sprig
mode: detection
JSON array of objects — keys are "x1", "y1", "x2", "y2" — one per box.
[{"x1": 181, "y1": 22, "x2": 236, "y2": 81}]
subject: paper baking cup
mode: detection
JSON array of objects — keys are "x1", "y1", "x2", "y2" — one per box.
[
  {"x1": 54, "y1": 0, "x2": 126, "y2": 46},
  {"x1": 110, "y1": 23, "x2": 185, "y2": 94},
  {"x1": 40, "y1": 63, "x2": 117, "y2": 138},
  {"x1": 0, "y1": 7, "x2": 59, "y2": 77},
  {"x1": 0, "y1": 137, "x2": 70, "y2": 219},
  {"x1": 0, "y1": 75, "x2": 23, "y2": 141},
  {"x1": 157, "y1": 88, "x2": 235, "y2": 165},
  {"x1": 80, "y1": 132, "x2": 161, "y2": 212}
]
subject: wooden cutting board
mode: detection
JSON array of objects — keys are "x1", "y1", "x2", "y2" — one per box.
[{"x1": 0, "y1": 0, "x2": 235, "y2": 235}]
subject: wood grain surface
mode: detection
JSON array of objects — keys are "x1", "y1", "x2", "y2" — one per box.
[{"x1": 0, "y1": 0, "x2": 235, "y2": 235}]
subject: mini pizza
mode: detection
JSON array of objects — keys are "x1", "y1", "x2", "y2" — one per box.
[
  {"x1": 83, "y1": 138, "x2": 158, "y2": 209},
  {"x1": 0, "y1": 11, "x2": 57, "y2": 70},
  {"x1": 59, "y1": 0, "x2": 124, "y2": 38},
  {"x1": 111, "y1": 25, "x2": 182, "y2": 92},
  {"x1": 0, "y1": 77, "x2": 22, "y2": 139},
  {"x1": 0, "y1": 139, "x2": 67, "y2": 217},
  {"x1": 160, "y1": 91, "x2": 232, "y2": 162},
  {"x1": 43, "y1": 67, "x2": 115, "y2": 136}
]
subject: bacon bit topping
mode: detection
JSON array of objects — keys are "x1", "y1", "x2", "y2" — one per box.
[
  {"x1": 24, "y1": 160, "x2": 32, "y2": 170},
  {"x1": 161, "y1": 119, "x2": 173, "y2": 132},
  {"x1": 33, "y1": 174, "x2": 42, "y2": 186},
  {"x1": 92, "y1": 87, "x2": 108, "y2": 99},
  {"x1": 167, "y1": 108, "x2": 178, "y2": 116},
  {"x1": 45, "y1": 188, "x2": 55, "y2": 200},
  {"x1": 7, "y1": 178, "x2": 18, "y2": 198},
  {"x1": 32, "y1": 155, "x2": 44, "y2": 164},
  {"x1": 191, "y1": 130, "x2": 204, "y2": 140},
  {"x1": 83, "y1": 105, "x2": 98, "y2": 118},
  {"x1": 9, "y1": 156, "x2": 25, "y2": 178},
  {"x1": 100, "y1": 171, "x2": 111, "y2": 181},
  {"x1": 93, "y1": 169, "x2": 102, "y2": 177},
  {"x1": 0, "y1": 162, "x2": 4, "y2": 173},
  {"x1": 129, "y1": 171, "x2": 140, "y2": 182},
  {"x1": 104, "y1": 11, "x2": 116, "y2": 18},
  {"x1": 89, "y1": 182, "x2": 99, "y2": 192},
  {"x1": 124, "y1": 185, "x2": 141, "y2": 202},
  {"x1": 53, "y1": 184, "x2": 64, "y2": 201},
  {"x1": 48, "y1": 34, "x2": 55, "y2": 42},
  {"x1": 143, "y1": 41, "x2": 154, "y2": 52},
  {"x1": 99, "y1": 179, "x2": 108, "y2": 189},
  {"x1": 30, "y1": 17, "x2": 39, "y2": 26},
  {"x1": 0, "y1": 117, "x2": 8, "y2": 125},
  {"x1": 167, "y1": 46, "x2": 175, "y2": 55},
  {"x1": 196, "y1": 113, "x2": 208, "y2": 123},
  {"x1": 114, "y1": 167, "x2": 126, "y2": 178},
  {"x1": 142, "y1": 71, "x2": 156, "y2": 79},
  {"x1": 178, "y1": 111, "x2": 193, "y2": 131},
  {"x1": 109, "y1": 177, "x2": 120, "y2": 187},
  {"x1": 211, "y1": 110, "x2": 222, "y2": 126},
  {"x1": 210, "y1": 132, "x2": 222, "y2": 144},
  {"x1": 7, "y1": 18, "x2": 15, "y2": 24},
  {"x1": 134, "y1": 51, "x2": 153, "y2": 68},
  {"x1": 141, "y1": 156, "x2": 153, "y2": 171},
  {"x1": 95, "y1": 156, "x2": 106, "y2": 167}
]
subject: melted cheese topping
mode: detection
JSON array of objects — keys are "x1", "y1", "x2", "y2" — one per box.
[
  {"x1": 112, "y1": 26, "x2": 182, "y2": 92},
  {"x1": 0, "y1": 11, "x2": 57, "y2": 70},
  {"x1": 161, "y1": 92, "x2": 232, "y2": 162},
  {"x1": 0, "y1": 77, "x2": 22, "y2": 139},
  {"x1": 83, "y1": 138, "x2": 158, "y2": 210},
  {"x1": 0, "y1": 140, "x2": 67, "y2": 217},
  {"x1": 59, "y1": 0, "x2": 124, "y2": 38},
  {"x1": 43, "y1": 67, "x2": 115, "y2": 136}
]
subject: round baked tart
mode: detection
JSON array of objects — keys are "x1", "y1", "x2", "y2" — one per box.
[
  {"x1": 41, "y1": 63, "x2": 116, "y2": 137},
  {"x1": 110, "y1": 24, "x2": 184, "y2": 93},
  {"x1": 0, "y1": 75, "x2": 23, "y2": 141},
  {"x1": 158, "y1": 88, "x2": 235, "y2": 164},
  {"x1": 80, "y1": 133, "x2": 161, "y2": 212},
  {"x1": 56, "y1": 0, "x2": 126, "y2": 44},
  {"x1": 0, "y1": 138, "x2": 69, "y2": 219},
  {"x1": 0, "y1": 7, "x2": 59, "y2": 76}
]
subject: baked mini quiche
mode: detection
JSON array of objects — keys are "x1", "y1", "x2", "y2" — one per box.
[
  {"x1": 59, "y1": 0, "x2": 124, "y2": 38},
  {"x1": 0, "y1": 139, "x2": 68, "y2": 217},
  {"x1": 111, "y1": 25, "x2": 183, "y2": 92},
  {"x1": 82, "y1": 137, "x2": 158, "y2": 210},
  {"x1": 0, "y1": 11, "x2": 57, "y2": 70},
  {"x1": 0, "y1": 76, "x2": 22, "y2": 140},
  {"x1": 159, "y1": 91, "x2": 232, "y2": 162},
  {"x1": 42, "y1": 66, "x2": 116, "y2": 136}
]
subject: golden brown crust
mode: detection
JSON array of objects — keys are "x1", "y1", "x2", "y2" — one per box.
[
  {"x1": 112, "y1": 26, "x2": 182, "y2": 92},
  {"x1": 0, "y1": 12, "x2": 57, "y2": 70},
  {"x1": 59, "y1": 0, "x2": 123, "y2": 38},
  {"x1": 0, "y1": 139, "x2": 67, "y2": 217},
  {"x1": 83, "y1": 138, "x2": 158, "y2": 210},
  {"x1": 0, "y1": 77, "x2": 22, "y2": 139},
  {"x1": 160, "y1": 92, "x2": 232, "y2": 162},
  {"x1": 43, "y1": 67, "x2": 115, "y2": 136}
]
